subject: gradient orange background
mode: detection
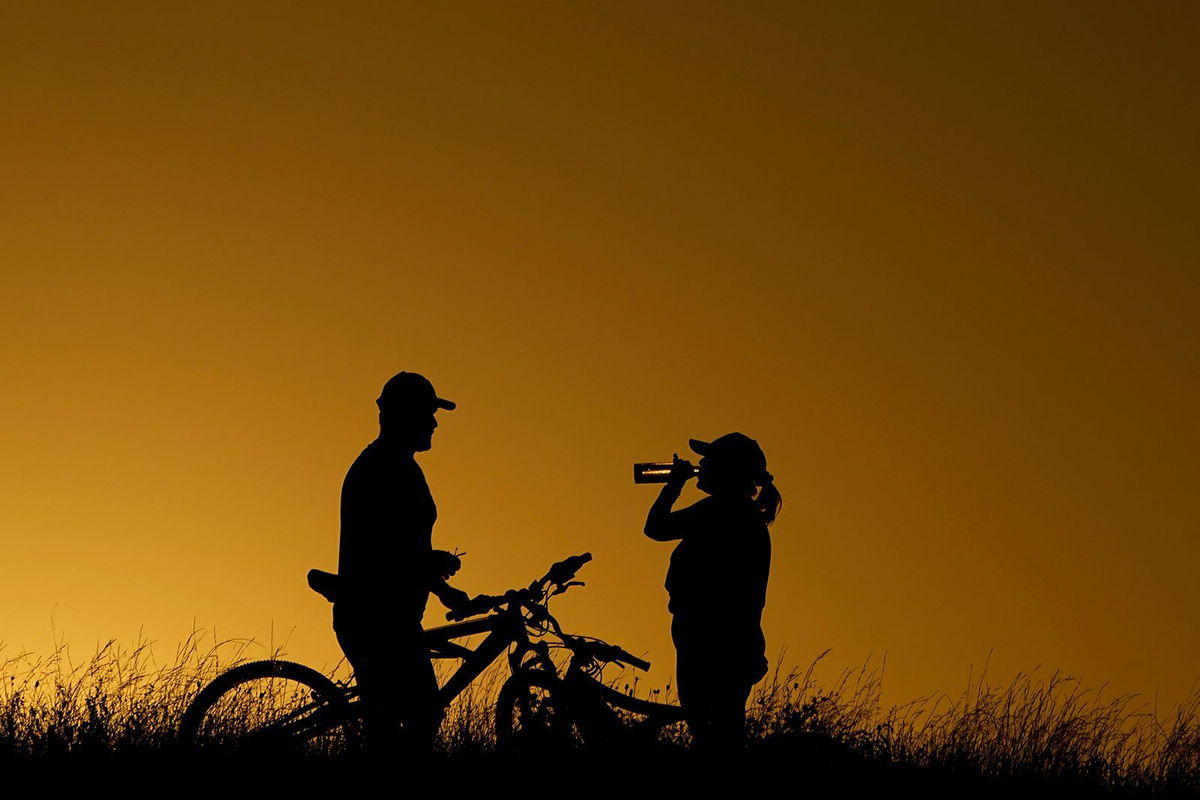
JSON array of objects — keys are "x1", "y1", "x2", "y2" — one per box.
[{"x1": 3, "y1": 2, "x2": 1197, "y2": 711}]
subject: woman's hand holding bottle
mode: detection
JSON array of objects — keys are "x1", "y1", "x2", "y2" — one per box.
[{"x1": 667, "y1": 453, "x2": 697, "y2": 489}]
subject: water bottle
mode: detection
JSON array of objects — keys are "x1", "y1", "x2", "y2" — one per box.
[{"x1": 633, "y1": 462, "x2": 699, "y2": 484}]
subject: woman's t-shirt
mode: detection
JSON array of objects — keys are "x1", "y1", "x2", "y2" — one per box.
[{"x1": 664, "y1": 495, "x2": 771, "y2": 627}]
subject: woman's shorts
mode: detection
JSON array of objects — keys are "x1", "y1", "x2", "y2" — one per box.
[{"x1": 671, "y1": 616, "x2": 769, "y2": 687}]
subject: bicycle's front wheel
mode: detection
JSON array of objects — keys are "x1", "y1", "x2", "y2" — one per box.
[
  {"x1": 495, "y1": 671, "x2": 580, "y2": 754},
  {"x1": 178, "y1": 660, "x2": 359, "y2": 754}
]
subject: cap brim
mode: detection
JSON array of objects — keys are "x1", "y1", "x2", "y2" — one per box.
[
  {"x1": 688, "y1": 438, "x2": 710, "y2": 455},
  {"x1": 436, "y1": 397, "x2": 457, "y2": 411}
]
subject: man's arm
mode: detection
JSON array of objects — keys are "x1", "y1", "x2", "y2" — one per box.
[
  {"x1": 337, "y1": 455, "x2": 376, "y2": 597},
  {"x1": 430, "y1": 577, "x2": 470, "y2": 611},
  {"x1": 426, "y1": 549, "x2": 469, "y2": 609}
]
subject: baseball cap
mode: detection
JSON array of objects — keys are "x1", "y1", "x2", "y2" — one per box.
[
  {"x1": 689, "y1": 432, "x2": 768, "y2": 479},
  {"x1": 377, "y1": 371, "x2": 456, "y2": 411}
]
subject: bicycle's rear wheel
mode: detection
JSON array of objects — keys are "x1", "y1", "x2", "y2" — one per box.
[{"x1": 178, "y1": 660, "x2": 359, "y2": 754}]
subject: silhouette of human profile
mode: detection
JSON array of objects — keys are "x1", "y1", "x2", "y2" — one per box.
[
  {"x1": 332, "y1": 371, "x2": 470, "y2": 754},
  {"x1": 643, "y1": 432, "x2": 781, "y2": 752}
]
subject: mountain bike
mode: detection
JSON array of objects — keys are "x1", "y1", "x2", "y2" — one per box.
[{"x1": 177, "y1": 553, "x2": 685, "y2": 753}]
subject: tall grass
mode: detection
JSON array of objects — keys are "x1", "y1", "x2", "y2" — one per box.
[
  {"x1": 0, "y1": 630, "x2": 276, "y2": 758},
  {"x1": 1, "y1": 634, "x2": 1197, "y2": 794},
  {"x1": 748, "y1": 650, "x2": 1200, "y2": 794}
]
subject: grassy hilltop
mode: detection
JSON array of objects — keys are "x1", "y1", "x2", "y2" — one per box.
[{"x1": 1, "y1": 632, "x2": 1197, "y2": 796}]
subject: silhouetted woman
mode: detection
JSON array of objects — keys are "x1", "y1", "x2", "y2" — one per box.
[{"x1": 644, "y1": 432, "x2": 780, "y2": 751}]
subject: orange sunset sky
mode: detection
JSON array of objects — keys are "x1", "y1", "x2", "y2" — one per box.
[{"x1": 2, "y1": 2, "x2": 1198, "y2": 712}]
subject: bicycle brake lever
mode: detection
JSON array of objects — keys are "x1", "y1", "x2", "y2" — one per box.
[{"x1": 550, "y1": 580, "x2": 585, "y2": 597}]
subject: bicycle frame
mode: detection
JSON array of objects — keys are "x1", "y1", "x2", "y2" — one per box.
[{"x1": 424, "y1": 609, "x2": 534, "y2": 706}]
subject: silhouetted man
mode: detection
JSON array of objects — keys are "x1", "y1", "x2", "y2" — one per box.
[{"x1": 333, "y1": 371, "x2": 469, "y2": 754}]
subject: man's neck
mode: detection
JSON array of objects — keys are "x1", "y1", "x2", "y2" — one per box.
[{"x1": 375, "y1": 431, "x2": 417, "y2": 456}]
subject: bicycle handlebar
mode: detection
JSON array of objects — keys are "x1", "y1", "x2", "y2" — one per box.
[
  {"x1": 565, "y1": 636, "x2": 651, "y2": 671},
  {"x1": 441, "y1": 553, "x2": 649, "y2": 671},
  {"x1": 611, "y1": 648, "x2": 651, "y2": 672},
  {"x1": 542, "y1": 552, "x2": 592, "y2": 587},
  {"x1": 445, "y1": 553, "x2": 594, "y2": 622}
]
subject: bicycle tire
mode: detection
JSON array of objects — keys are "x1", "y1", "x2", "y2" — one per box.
[
  {"x1": 178, "y1": 659, "x2": 358, "y2": 752},
  {"x1": 495, "y1": 671, "x2": 579, "y2": 753}
]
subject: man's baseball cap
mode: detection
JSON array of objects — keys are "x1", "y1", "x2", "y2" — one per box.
[
  {"x1": 689, "y1": 432, "x2": 767, "y2": 478},
  {"x1": 377, "y1": 371, "x2": 456, "y2": 411}
]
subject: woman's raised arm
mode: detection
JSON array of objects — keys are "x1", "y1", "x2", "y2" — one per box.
[{"x1": 644, "y1": 454, "x2": 696, "y2": 541}]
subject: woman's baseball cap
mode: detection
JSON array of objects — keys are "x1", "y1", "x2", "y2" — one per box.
[{"x1": 689, "y1": 432, "x2": 768, "y2": 479}]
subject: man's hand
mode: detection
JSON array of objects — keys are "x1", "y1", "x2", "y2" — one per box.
[
  {"x1": 428, "y1": 549, "x2": 463, "y2": 580},
  {"x1": 445, "y1": 593, "x2": 502, "y2": 621},
  {"x1": 433, "y1": 582, "x2": 471, "y2": 613}
]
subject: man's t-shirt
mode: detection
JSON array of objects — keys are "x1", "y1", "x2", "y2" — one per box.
[{"x1": 334, "y1": 437, "x2": 436, "y2": 629}]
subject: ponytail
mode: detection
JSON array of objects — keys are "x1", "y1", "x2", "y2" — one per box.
[{"x1": 755, "y1": 473, "x2": 782, "y2": 525}]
